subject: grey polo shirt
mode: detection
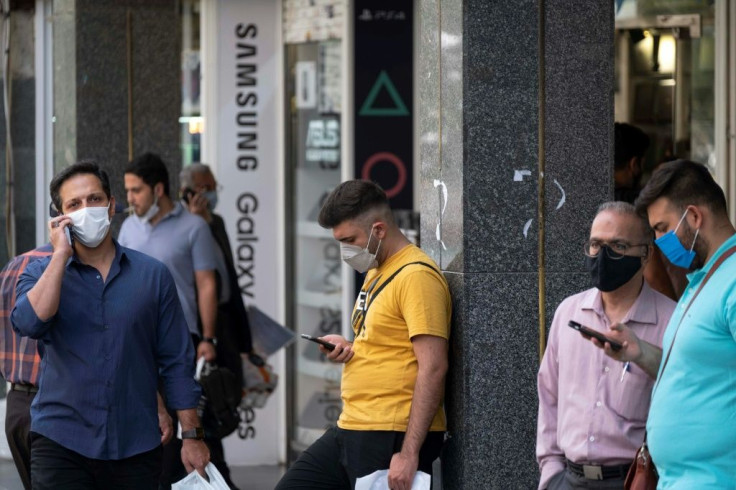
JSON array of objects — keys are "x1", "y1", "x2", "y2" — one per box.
[{"x1": 118, "y1": 202, "x2": 218, "y2": 335}]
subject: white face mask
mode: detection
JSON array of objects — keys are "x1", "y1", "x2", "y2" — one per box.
[
  {"x1": 340, "y1": 227, "x2": 381, "y2": 273},
  {"x1": 136, "y1": 195, "x2": 159, "y2": 224},
  {"x1": 68, "y1": 204, "x2": 111, "y2": 248}
]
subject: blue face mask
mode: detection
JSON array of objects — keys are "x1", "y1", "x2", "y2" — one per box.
[
  {"x1": 655, "y1": 208, "x2": 700, "y2": 269},
  {"x1": 204, "y1": 191, "x2": 218, "y2": 211}
]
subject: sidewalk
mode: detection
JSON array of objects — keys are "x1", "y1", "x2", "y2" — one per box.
[{"x1": 0, "y1": 458, "x2": 285, "y2": 490}]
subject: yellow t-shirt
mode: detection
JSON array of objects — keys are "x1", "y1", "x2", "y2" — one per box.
[{"x1": 338, "y1": 244, "x2": 451, "y2": 432}]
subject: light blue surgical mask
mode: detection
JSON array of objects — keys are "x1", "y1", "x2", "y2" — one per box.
[
  {"x1": 204, "y1": 190, "x2": 218, "y2": 211},
  {"x1": 655, "y1": 208, "x2": 700, "y2": 269}
]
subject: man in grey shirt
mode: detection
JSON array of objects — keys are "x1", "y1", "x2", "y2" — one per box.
[{"x1": 118, "y1": 153, "x2": 219, "y2": 488}]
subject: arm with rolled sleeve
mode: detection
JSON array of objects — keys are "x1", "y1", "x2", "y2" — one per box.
[
  {"x1": 155, "y1": 269, "x2": 201, "y2": 410},
  {"x1": 11, "y1": 258, "x2": 59, "y2": 339},
  {"x1": 537, "y1": 313, "x2": 565, "y2": 490}
]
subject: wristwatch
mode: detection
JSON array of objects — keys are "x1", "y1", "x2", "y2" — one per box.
[
  {"x1": 202, "y1": 336, "x2": 217, "y2": 346},
  {"x1": 181, "y1": 427, "x2": 205, "y2": 440}
]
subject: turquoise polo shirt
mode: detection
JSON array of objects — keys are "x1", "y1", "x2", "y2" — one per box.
[{"x1": 647, "y1": 233, "x2": 736, "y2": 489}]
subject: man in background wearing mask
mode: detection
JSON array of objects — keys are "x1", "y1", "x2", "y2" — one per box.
[
  {"x1": 596, "y1": 160, "x2": 736, "y2": 489},
  {"x1": 276, "y1": 180, "x2": 451, "y2": 490},
  {"x1": 10, "y1": 161, "x2": 209, "y2": 489},
  {"x1": 536, "y1": 202, "x2": 675, "y2": 490},
  {"x1": 179, "y1": 163, "x2": 254, "y2": 490},
  {"x1": 118, "y1": 153, "x2": 219, "y2": 488}
]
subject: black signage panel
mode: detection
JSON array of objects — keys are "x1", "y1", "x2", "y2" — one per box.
[{"x1": 354, "y1": 1, "x2": 413, "y2": 210}]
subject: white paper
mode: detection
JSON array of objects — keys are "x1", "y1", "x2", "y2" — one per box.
[{"x1": 355, "y1": 470, "x2": 431, "y2": 490}]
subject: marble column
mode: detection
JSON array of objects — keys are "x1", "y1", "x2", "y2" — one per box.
[
  {"x1": 53, "y1": 0, "x2": 181, "y2": 216},
  {"x1": 419, "y1": 1, "x2": 613, "y2": 487}
]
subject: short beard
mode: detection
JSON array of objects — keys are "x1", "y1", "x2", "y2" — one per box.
[{"x1": 681, "y1": 222, "x2": 708, "y2": 271}]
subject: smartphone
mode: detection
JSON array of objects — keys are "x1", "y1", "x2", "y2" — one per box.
[
  {"x1": 64, "y1": 226, "x2": 73, "y2": 246},
  {"x1": 300, "y1": 334, "x2": 336, "y2": 351},
  {"x1": 182, "y1": 187, "x2": 196, "y2": 204},
  {"x1": 568, "y1": 320, "x2": 623, "y2": 351}
]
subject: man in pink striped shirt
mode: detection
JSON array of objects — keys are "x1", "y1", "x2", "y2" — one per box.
[{"x1": 536, "y1": 202, "x2": 675, "y2": 489}]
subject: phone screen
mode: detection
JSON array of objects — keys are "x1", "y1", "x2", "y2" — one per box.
[{"x1": 567, "y1": 321, "x2": 623, "y2": 351}]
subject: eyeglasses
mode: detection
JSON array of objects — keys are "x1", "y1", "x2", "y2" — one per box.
[{"x1": 584, "y1": 240, "x2": 649, "y2": 259}]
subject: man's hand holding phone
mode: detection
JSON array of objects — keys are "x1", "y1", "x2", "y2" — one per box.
[
  {"x1": 591, "y1": 322, "x2": 643, "y2": 363},
  {"x1": 318, "y1": 334, "x2": 354, "y2": 364},
  {"x1": 48, "y1": 216, "x2": 74, "y2": 258}
]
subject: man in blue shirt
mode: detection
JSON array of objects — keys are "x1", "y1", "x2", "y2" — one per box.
[
  {"x1": 592, "y1": 160, "x2": 736, "y2": 489},
  {"x1": 11, "y1": 161, "x2": 209, "y2": 489}
]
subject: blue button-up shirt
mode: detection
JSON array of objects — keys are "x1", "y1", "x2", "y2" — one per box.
[{"x1": 10, "y1": 242, "x2": 201, "y2": 460}]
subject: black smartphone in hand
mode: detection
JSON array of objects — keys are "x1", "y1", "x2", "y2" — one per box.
[
  {"x1": 300, "y1": 334, "x2": 336, "y2": 351},
  {"x1": 568, "y1": 320, "x2": 623, "y2": 351}
]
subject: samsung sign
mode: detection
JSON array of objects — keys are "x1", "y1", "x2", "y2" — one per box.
[{"x1": 214, "y1": 0, "x2": 281, "y2": 465}]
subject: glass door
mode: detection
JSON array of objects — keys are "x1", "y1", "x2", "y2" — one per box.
[{"x1": 285, "y1": 40, "x2": 344, "y2": 457}]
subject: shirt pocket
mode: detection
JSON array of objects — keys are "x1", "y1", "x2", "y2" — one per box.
[{"x1": 607, "y1": 368, "x2": 653, "y2": 422}]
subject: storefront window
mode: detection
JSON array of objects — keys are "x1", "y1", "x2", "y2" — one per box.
[
  {"x1": 615, "y1": 0, "x2": 716, "y2": 173},
  {"x1": 285, "y1": 39, "x2": 344, "y2": 456}
]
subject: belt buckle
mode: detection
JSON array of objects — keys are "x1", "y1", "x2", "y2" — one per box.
[{"x1": 583, "y1": 465, "x2": 603, "y2": 480}]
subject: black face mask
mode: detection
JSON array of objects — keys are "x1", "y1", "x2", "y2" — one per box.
[{"x1": 585, "y1": 246, "x2": 642, "y2": 292}]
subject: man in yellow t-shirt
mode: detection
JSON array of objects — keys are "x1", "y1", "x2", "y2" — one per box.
[{"x1": 276, "y1": 180, "x2": 451, "y2": 490}]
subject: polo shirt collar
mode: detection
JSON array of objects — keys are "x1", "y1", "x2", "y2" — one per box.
[{"x1": 580, "y1": 280, "x2": 658, "y2": 326}]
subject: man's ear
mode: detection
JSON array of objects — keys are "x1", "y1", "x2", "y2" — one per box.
[
  {"x1": 687, "y1": 204, "x2": 704, "y2": 230},
  {"x1": 372, "y1": 222, "x2": 387, "y2": 240},
  {"x1": 628, "y1": 157, "x2": 641, "y2": 177},
  {"x1": 153, "y1": 182, "x2": 164, "y2": 198},
  {"x1": 109, "y1": 196, "x2": 116, "y2": 218}
]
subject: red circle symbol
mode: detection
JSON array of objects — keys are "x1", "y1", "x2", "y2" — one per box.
[{"x1": 361, "y1": 152, "x2": 407, "y2": 198}]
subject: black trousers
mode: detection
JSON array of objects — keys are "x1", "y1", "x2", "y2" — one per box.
[
  {"x1": 275, "y1": 428, "x2": 444, "y2": 489},
  {"x1": 5, "y1": 388, "x2": 35, "y2": 490},
  {"x1": 30, "y1": 433, "x2": 162, "y2": 490}
]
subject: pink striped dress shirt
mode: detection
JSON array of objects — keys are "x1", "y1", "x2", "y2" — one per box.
[{"x1": 536, "y1": 283, "x2": 675, "y2": 489}]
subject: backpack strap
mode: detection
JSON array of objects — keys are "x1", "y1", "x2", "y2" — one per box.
[
  {"x1": 353, "y1": 261, "x2": 443, "y2": 337},
  {"x1": 652, "y1": 245, "x2": 736, "y2": 394}
]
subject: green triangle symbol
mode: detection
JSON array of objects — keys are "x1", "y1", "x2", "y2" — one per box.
[{"x1": 359, "y1": 71, "x2": 410, "y2": 117}]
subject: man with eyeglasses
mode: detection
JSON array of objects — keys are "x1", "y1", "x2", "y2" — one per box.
[{"x1": 536, "y1": 201, "x2": 675, "y2": 490}]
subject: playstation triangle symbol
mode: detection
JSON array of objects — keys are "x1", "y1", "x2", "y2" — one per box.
[{"x1": 358, "y1": 70, "x2": 410, "y2": 117}]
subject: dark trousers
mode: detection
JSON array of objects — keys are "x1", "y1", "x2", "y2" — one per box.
[
  {"x1": 5, "y1": 388, "x2": 35, "y2": 490},
  {"x1": 547, "y1": 468, "x2": 626, "y2": 490},
  {"x1": 275, "y1": 428, "x2": 444, "y2": 489},
  {"x1": 30, "y1": 433, "x2": 162, "y2": 490}
]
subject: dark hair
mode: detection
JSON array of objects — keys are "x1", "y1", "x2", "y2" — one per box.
[
  {"x1": 635, "y1": 159, "x2": 727, "y2": 216},
  {"x1": 49, "y1": 160, "x2": 111, "y2": 213},
  {"x1": 318, "y1": 180, "x2": 390, "y2": 229},
  {"x1": 125, "y1": 152, "x2": 170, "y2": 196},
  {"x1": 614, "y1": 122, "x2": 650, "y2": 170}
]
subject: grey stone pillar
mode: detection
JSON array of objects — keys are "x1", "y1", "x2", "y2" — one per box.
[
  {"x1": 53, "y1": 0, "x2": 181, "y2": 214},
  {"x1": 419, "y1": 1, "x2": 613, "y2": 488}
]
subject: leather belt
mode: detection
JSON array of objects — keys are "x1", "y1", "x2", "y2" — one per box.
[
  {"x1": 10, "y1": 383, "x2": 38, "y2": 394},
  {"x1": 566, "y1": 459, "x2": 631, "y2": 480}
]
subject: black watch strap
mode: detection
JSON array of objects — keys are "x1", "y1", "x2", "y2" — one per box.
[
  {"x1": 202, "y1": 336, "x2": 217, "y2": 346},
  {"x1": 181, "y1": 427, "x2": 205, "y2": 440}
]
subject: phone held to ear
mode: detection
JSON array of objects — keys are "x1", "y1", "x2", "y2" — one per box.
[
  {"x1": 182, "y1": 187, "x2": 196, "y2": 204},
  {"x1": 300, "y1": 334, "x2": 336, "y2": 351},
  {"x1": 568, "y1": 320, "x2": 623, "y2": 351},
  {"x1": 64, "y1": 226, "x2": 73, "y2": 246}
]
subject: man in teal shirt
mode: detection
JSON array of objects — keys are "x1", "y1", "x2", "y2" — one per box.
[{"x1": 589, "y1": 160, "x2": 736, "y2": 489}]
